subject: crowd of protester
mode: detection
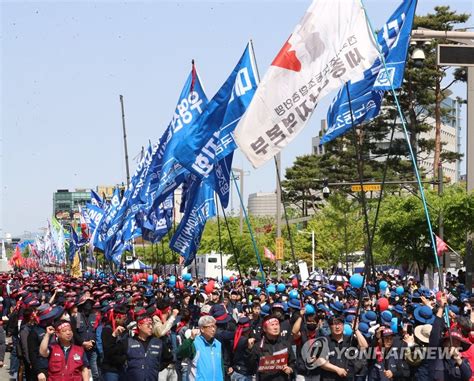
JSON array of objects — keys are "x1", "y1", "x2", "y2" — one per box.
[{"x1": 0, "y1": 268, "x2": 472, "y2": 381}]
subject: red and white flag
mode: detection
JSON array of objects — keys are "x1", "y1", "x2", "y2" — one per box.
[
  {"x1": 234, "y1": 0, "x2": 379, "y2": 168},
  {"x1": 264, "y1": 247, "x2": 276, "y2": 261},
  {"x1": 435, "y1": 235, "x2": 448, "y2": 257},
  {"x1": 78, "y1": 205, "x2": 90, "y2": 240}
]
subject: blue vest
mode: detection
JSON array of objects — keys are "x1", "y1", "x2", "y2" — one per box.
[
  {"x1": 193, "y1": 335, "x2": 223, "y2": 381},
  {"x1": 125, "y1": 336, "x2": 162, "y2": 381},
  {"x1": 76, "y1": 312, "x2": 97, "y2": 342}
]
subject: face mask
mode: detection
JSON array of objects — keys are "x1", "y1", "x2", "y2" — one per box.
[{"x1": 307, "y1": 323, "x2": 318, "y2": 331}]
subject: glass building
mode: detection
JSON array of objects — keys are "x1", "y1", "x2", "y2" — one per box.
[{"x1": 53, "y1": 189, "x2": 91, "y2": 223}]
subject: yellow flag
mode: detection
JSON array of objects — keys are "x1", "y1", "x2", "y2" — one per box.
[{"x1": 71, "y1": 251, "x2": 81, "y2": 278}]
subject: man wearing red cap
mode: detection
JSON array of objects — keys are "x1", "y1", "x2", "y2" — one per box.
[
  {"x1": 101, "y1": 304, "x2": 128, "y2": 381},
  {"x1": 368, "y1": 327, "x2": 410, "y2": 380},
  {"x1": 430, "y1": 292, "x2": 472, "y2": 381}
]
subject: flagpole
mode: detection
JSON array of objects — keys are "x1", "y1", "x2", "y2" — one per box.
[
  {"x1": 361, "y1": 0, "x2": 451, "y2": 329},
  {"x1": 344, "y1": 83, "x2": 376, "y2": 283},
  {"x1": 220, "y1": 199, "x2": 249, "y2": 303},
  {"x1": 273, "y1": 157, "x2": 303, "y2": 282},
  {"x1": 119, "y1": 95, "x2": 131, "y2": 187},
  {"x1": 215, "y1": 194, "x2": 224, "y2": 281},
  {"x1": 231, "y1": 172, "x2": 266, "y2": 282}
]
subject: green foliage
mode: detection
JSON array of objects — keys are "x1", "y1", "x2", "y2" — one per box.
[
  {"x1": 439, "y1": 185, "x2": 474, "y2": 254},
  {"x1": 376, "y1": 185, "x2": 474, "y2": 276},
  {"x1": 132, "y1": 238, "x2": 177, "y2": 267},
  {"x1": 199, "y1": 215, "x2": 277, "y2": 275},
  {"x1": 304, "y1": 193, "x2": 365, "y2": 270}
]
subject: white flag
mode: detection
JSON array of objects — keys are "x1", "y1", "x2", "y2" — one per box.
[
  {"x1": 234, "y1": 0, "x2": 379, "y2": 167},
  {"x1": 1, "y1": 240, "x2": 5, "y2": 260}
]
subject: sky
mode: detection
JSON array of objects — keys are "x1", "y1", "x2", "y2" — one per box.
[{"x1": 1, "y1": 0, "x2": 473, "y2": 237}]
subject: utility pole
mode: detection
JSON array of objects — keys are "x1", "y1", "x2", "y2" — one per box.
[
  {"x1": 119, "y1": 95, "x2": 131, "y2": 187},
  {"x1": 467, "y1": 66, "x2": 474, "y2": 292},
  {"x1": 276, "y1": 153, "x2": 282, "y2": 280},
  {"x1": 311, "y1": 230, "x2": 315, "y2": 273},
  {"x1": 439, "y1": 163, "x2": 445, "y2": 284},
  {"x1": 412, "y1": 29, "x2": 474, "y2": 291}
]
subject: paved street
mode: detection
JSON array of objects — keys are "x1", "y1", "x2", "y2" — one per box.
[
  {"x1": 0, "y1": 259, "x2": 11, "y2": 272},
  {"x1": 1, "y1": 260, "x2": 13, "y2": 380},
  {"x1": 1, "y1": 352, "x2": 11, "y2": 380}
]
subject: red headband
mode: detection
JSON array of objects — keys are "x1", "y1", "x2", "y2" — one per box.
[
  {"x1": 215, "y1": 313, "x2": 229, "y2": 322},
  {"x1": 137, "y1": 317, "x2": 152, "y2": 325},
  {"x1": 40, "y1": 307, "x2": 53, "y2": 317},
  {"x1": 233, "y1": 323, "x2": 251, "y2": 352},
  {"x1": 263, "y1": 318, "x2": 279, "y2": 328},
  {"x1": 56, "y1": 322, "x2": 71, "y2": 332}
]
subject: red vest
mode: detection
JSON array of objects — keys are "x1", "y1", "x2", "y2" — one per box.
[{"x1": 47, "y1": 343, "x2": 85, "y2": 381}]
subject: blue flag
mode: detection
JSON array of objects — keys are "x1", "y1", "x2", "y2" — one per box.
[
  {"x1": 140, "y1": 194, "x2": 174, "y2": 243},
  {"x1": 97, "y1": 67, "x2": 208, "y2": 263},
  {"x1": 170, "y1": 175, "x2": 216, "y2": 266},
  {"x1": 91, "y1": 190, "x2": 104, "y2": 208},
  {"x1": 68, "y1": 228, "x2": 79, "y2": 261},
  {"x1": 174, "y1": 43, "x2": 258, "y2": 207},
  {"x1": 93, "y1": 187, "x2": 121, "y2": 254},
  {"x1": 84, "y1": 203, "x2": 105, "y2": 245},
  {"x1": 102, "y1": 143, "x2": 158, "y2": 254},
  {"x1": 141, "y1": 69, "x2": 208, "y2": 208},
  {"x1": 322, "y1": 0, "x2": 416, "y2": 144}
]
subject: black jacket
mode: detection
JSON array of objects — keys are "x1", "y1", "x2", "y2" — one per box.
[
  {"x1": 231, "y1": 335, "x2": 258, "y2": 376},
  {"x1": 368, "y1": 346, "x2": 410, "y2": 381},
  {"x1": 429, "y1": 315, "x2": 472, "y2": 381},
  {"x1": 100, "y1": 325, "x2": 127, "y2": 373},
  {"x1": 252, "y1": 334, "x2": 296, "y2": 381}
]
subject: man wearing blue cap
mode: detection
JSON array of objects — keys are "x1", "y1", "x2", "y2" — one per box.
[
  {"x1": 271, "y1": 303, "x2": 292, "y2": 342},
  {"x1": 292, "y1": 306, "x2": 321, "y2": 380}
]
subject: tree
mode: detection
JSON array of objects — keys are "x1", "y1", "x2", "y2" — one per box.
[
  {"x1": 376, "y1": 185, "x2": 474, "y2": 280},
  {"x1": 377, "y1": 193, "x2": 435, "y2": 279},
  {"x1": 199, "y1": 215, "x2": 276, "y2": 275},
  {"x1": 438, "y1": 184, "x2": 474, "y2": 255},
  {"x1": 302, "y1": 193, "x2": 365, "y2": 270},
  {"x1": 282, "y1": 155, "x2": 324, "y2": 216},
  {"x1": 407, "y1": 6, "x2": 469, "y2": 178}
]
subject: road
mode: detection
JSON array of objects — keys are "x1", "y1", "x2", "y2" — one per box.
[
  {"x1": 0, "y1": 259, "x2": 11, "y2": 273},
  {"x1": 0, "y1": 351, "x2": 11, "y2": 380},
  {"x1": 0, "y1": 260, "x2": 12, "y2": 379}
]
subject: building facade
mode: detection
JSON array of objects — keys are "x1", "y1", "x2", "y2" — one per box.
[
  {"x1": 53, "y1": 189, "x2": 91, "y2": 223},
  {"x1": 248, "y1": 192, "x2": 279, "y2": 217}
]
